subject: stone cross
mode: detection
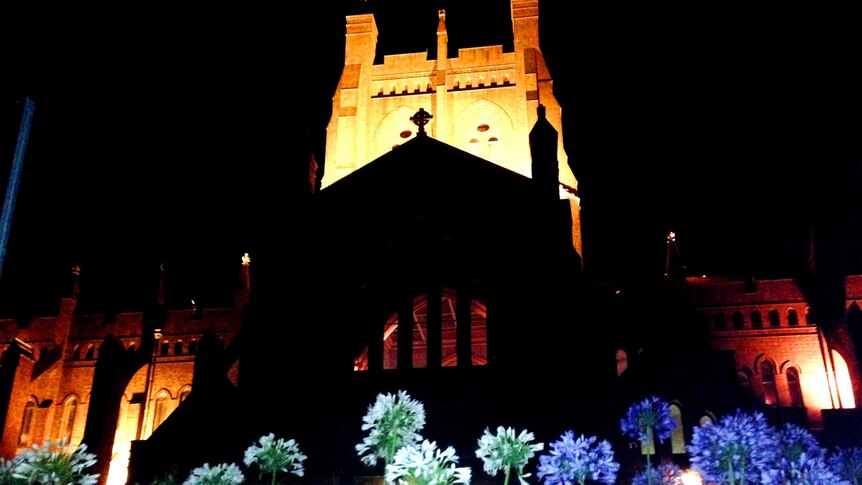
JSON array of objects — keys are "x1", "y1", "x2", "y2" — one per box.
[{"x1": 410, "y1": 107, "x2": 433, "y2": 135}]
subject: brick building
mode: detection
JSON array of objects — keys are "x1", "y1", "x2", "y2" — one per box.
[{"x1": 0, "y1": 261, "x2": 247, "y2": 485}]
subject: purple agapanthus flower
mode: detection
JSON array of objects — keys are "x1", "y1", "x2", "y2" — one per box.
[
  {"x1": 687, "y1": 409, "x2": 779, "y2": 485},
  {"x1": 620, "y1": 396, "x2": 676, "y2": 446},
  {"x1": 760, "y1": 423, "x2": 849, "y2": 485},
  {"x1": 536, "y1": 430, "x2": 619, "y2": 485},
  {"x1": 828, "y1": 446, "x2": 862, "y2": 484}
]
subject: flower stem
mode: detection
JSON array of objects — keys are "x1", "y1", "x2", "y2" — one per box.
[
  {"x1": 504, "y1": 467, "x2": 510, "y2": 485},
  {"x1": 271, "y1": 471, "x2": 277, "y2": 485}
]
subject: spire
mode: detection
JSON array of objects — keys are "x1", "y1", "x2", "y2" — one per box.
[
  {"x1": 157, "y1": 261, "x2": 165, "y2": 306},
  {"x1": 664, "y1": 231, "x2": 685, "y2": 282},
  {"x1": 236, "y1": 252, "x2": 252, "y2": 307},
  {"x1": 72, "y1": 264, "x2": 81, "y2": 299},
  {"x1": 436, "y1": 9, "x2": 448, "y2": 62},
  {"x1": 529, "y1": 104, "x2": 558, "y2": 203}
]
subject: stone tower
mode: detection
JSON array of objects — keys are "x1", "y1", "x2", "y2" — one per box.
[{"x1": 323, "y1": 0, "x2": 582, "y2": 254}]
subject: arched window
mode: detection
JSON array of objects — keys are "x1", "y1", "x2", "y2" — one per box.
[
  {"x1": 356, "y1": 289, "x2": 488, "y2": 371},
  {"x1": 615, "y1": 348, "x2": 628, "y2": 377},
  {"x1": 18, "y1": 398, "x2": 36, "y2": 447},
  {"x1": 699, "y1": 413, "x2": 716, "y2": 426},
  {"x1": 714, "y1": 312, "x2": 726, "y2": 330},
  {"x1": 189, "y1": 340, "x2": 197, "y2": 355},
  {"x1": 128, "y1": 343, "x2": 136, "y2": 353},
  {"x1": 787, "y1": 367, "x2": 804, "y2": 407},
  {"x1": 768, "y1": 309, "x2": 780, "y2": 327},
  {"x1": 179, "y1": 387, "x2": 192, "y2": 403},
  {"x1": 85, "y1": 346, "x2": 95, "y2": 360},
  {"x1": 750, "y1": 311, "x2": 763, "y2": 328},
  {"x1": 174, "y1": 341, "x2": 183, "y2": 355},
  {"x1": 160, "y1": 341, "x2": 169, "y2": 356},
  {"x1": 60, "y1": 396, "x2": 78, "y2": 443},
  {"x1": 151, "y1": 391, "x2": 171, "y2": 431},
  {"x1": 71, "y1": 346, "x2": 81, "y2": 360},
  {"x1": 788, "y1": 309, "x2": 799, "y2": 326},
  {"x1": 732, "y1": 311, "x2": 744, "y2": 329},
  {"x1": 669, "y1": 403, "x2": 686, "y2": 454},
  {"x1": 760, "y1": 360, "x2": 778, "y2": 406}
]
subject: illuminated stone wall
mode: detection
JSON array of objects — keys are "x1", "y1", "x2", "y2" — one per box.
[
  {"x1": 323, "y1": 2, "x2": 582, "y2": 254},
  {"x1": 0, "y1": 266, "x2": 245, "y2": 485},
  {"x1": 688, "y1": 275, "x2": 862, "y2": 427}
]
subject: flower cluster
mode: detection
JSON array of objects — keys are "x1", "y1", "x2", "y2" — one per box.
[
  {"x1": 384, "y1": 440, "x2": 471, "y2": 485},
  {"x1": 243, "y1": 433, "x2": 306, "y2": 484},
  {"x1": 356, "y1": 390, "x2": 426, "y2": 467},
  {"x1": 620, "y1": 396, "x2": 676, "y2": 446},
  {"x1": 182, "y1": 463, "x2": 244, "y2": 485},
  {"x1": 475, "y1": 426, "x2": 543, "y2": 485},
  {"x1": 12, "y1": 438, "x2": 98, "y2": 485},
  {"x1": 536, "y1": 430, "x2": 619, "y2": 485},
  {"x1": 760, "y1": 423, "x2": 848, "y2": 485},
  {"x1": 828, "y1": 446, "x2": 862, "y2": 484},
  {"x1": 687, "y1": 409, "x2": 778, "y2": 485}
]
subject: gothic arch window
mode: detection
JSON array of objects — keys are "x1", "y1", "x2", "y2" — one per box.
[
  {"x1": 355, "y1": 289, "x2": 488, "y2": 371},
  {"x1": 699, "y1": 412, "x2": 716, "y2": 426},
  {"x1": 750, "y1": 311, "x2": 763, "y2": 328},
  {"x1": 714, "y1": 312, "x2": 726, "y2": 330},
  {"x1": 768, "y1": 309, "x2": 781, "y2": 327},
  {"x1": 60, "y1": 395, "x2": 79, "y2": 443},
  {"x1": 456, "y1": 99, "x2": 515, "y2": 169},
  {"x1": 174, "y1": 341, "x2": 183, "y2": 355},
  {"x1": 160, "y1": 340, "x2": 169, "y2": 356},
  {"x1": 732, "y1": 311, "x2": 744, "y2": 330},
  {"x1": 179, "y1": 386, "x2": 192, "y2": 403},
  {"x1": 85, "y1": 345, "x2": 95, "y2": 360},
  {"x1": 615, "y1": 348, "x2": 628, "y2": 377},
  {"x1": 760, "y1": 360, "x2": 778, "y2": 406},
  {"x1": 786, "y1": 367, "x2": 804, "y2": 407},
  {"x1": 71, "y1": 346, "x2": 81, "y2": 360},
  {"x1": 669, "y1": 402, "x2": 686, "y2": 454},
  {"x1": 788, "y1": 309, "x2": 799, "y2": 326},
  {"x1": 374, "y1": 106, "x2": 420, "y2": 159},
  {"x1": 18, "y1": 397, "x2": 37, "y2": 447},
  {"x1": 151, "y1": 390, "x2": 171, "y2": 431}
]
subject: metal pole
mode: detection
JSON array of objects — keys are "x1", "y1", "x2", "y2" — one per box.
[{"x1": 0, "y1": 97, "x2": 35, "y2": 278}]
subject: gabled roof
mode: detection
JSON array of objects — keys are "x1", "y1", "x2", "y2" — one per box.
[{"x1": 316, "y1": 134, "x2": 533, "y2": 210}]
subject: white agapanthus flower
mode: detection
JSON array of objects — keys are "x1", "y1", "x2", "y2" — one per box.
[
  {"x1": 182, "y1": 463, "x2": 244, "y2": 485},
  {"x1": 243, "y1": 433, "x2": 306, "y2": 483},
  {"x1": 356, "y1": 389, "x2": 426, "y2": 467},
  {"x1": 385, "y1": 440, "x2": 471, "y2": 485},
  {"x1": 13, "y1": 438, "x2": 99, "y2": 485},
  {"x1": 475, "y1": 426, "x2": 544, "y2": 485}
]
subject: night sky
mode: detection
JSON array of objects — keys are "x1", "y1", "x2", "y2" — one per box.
[{"x1": 1, "y1": 0, "x2": 860, "y2": 317}]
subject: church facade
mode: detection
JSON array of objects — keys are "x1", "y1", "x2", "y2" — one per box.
[{"x1": 0, "y1": 1, "x2": 860, "y2": 484}]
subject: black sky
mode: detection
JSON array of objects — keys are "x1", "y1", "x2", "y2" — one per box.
[{"x1": 1, "y1": 0, "x2": 860, "y2": 316}]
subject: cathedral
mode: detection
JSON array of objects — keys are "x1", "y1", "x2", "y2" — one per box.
[{"x1": 0, "y1": 1, "x2": 860, "y2": 484}]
